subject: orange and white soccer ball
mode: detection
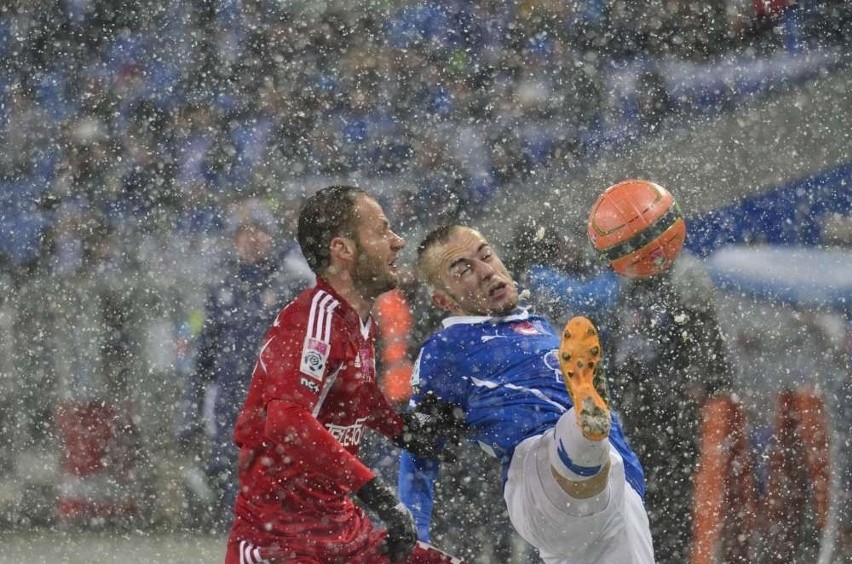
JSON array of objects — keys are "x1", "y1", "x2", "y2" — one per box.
[{"x1": 587, "y1": 179, "x2": 686, "y2": 279}]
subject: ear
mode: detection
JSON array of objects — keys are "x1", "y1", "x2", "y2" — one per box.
[
  {"x1": 431, "y1": 289, "x2": 458, "y2": 314},
  {"x1": 329, "y1": 236, "x2": 356, "y2": 262}
]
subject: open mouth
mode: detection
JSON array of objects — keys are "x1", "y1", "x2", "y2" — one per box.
[{"x1": 488, "y1": 281, "x2": 507, "y2": 298}]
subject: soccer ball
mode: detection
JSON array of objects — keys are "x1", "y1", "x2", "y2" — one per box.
[{"x1": 587, "y1": 179, "x2": 686, "y2": 279}]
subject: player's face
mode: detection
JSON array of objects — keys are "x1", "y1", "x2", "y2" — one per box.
[
  {"x1": 351, "y1": 195, "x2": 405, "y2": 299},
  {"x1": 429, "y1": 227, "x2": 518, "y2": 317}
]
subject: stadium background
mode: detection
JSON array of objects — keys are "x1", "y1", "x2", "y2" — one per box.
[{"x1": 0, "y1": 1, "x2": 850, "y2": 562}]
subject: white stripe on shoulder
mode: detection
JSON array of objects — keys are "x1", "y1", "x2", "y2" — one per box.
[
  {"x1": 238, "y1": 540, "x2": 270, "y2": 564},
  {"x1": 307, "y1": 291, "x2": 339, "y2": 343},
  {"x1": 313, "y1": 293, "x2": 334, "y2": 340},
  {"x1": 306, "y1": 291, "x2": 325, "y2": 341},
  {"x1": 323, "y1": 299, "x2": 340, "y2": 343},
  {"x1": 239, "y1": 540, "x2": 249, "y2": 564}
]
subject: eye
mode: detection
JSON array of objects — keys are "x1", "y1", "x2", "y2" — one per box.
[{"x1": 452, "y1": 263, "x2": 472, "y2": 278}]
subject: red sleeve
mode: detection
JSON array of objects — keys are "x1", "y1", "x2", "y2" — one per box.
[
  {"x1": 260, "y1": 324, "x2": 323, "y2": 409},
  {"x1": 363, "y1": 384, "x2": 406, "y2": 439},
  {"x1": 264, "y1": 399, "x2": 375, "y2": 492}
]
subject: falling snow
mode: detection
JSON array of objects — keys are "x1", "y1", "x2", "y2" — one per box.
[{"x1": 0, "y1": 2, "x2": 850, "y2": 563}]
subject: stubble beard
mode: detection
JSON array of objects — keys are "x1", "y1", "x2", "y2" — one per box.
[
  {"x1": 484, "y1": 282, "x2": 519, "y2": 317},
  {"x1": 490, "y1": 297, "x2": 518, "y2": 317},
  {"x1": 353, "y1": 245, "x2": 398, "y2": 301}
]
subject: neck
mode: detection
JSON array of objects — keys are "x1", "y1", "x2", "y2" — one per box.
[{"x1": 321, "y1": 272, "x2": 374, "y2": 321}]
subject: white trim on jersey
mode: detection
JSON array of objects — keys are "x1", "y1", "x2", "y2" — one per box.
[
  {"x1": 359, "y1": 316, "x2": 372, "y2": 340},
  {"x1": 441, "y1": 307, "x2": 530, "y2": 328},
  {"x1": 257, "y1": 336, "x2": 275, "y2": 374},
  {"x1": 239, "y1": 540, "x2": 271, "y2": 564},
  {"x1": 307, "y1": 291, "x2": 339, "y2": 343},
  {"x1": 470, "y1": 376, "x2": 567, "y2": 413},
  {"x1": 312, "y1": 363, "x2": 343, "y2": 418}
]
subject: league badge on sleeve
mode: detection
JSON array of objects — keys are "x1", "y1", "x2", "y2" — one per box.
[{"x1": 301, "y1": 337, "x2": 329, "y2": 380}]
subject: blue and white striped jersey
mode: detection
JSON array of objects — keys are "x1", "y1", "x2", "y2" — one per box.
[{"x1": 398, "y1": 309, "x2": 645, "y2": 541}]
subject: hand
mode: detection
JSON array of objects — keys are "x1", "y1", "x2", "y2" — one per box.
[
  {"x1": 382, "y1": 502, "x2": 417, "y2": 562},
  {"x1": 415, "y1": 393, "x2": 466, "y2": 437},
  {"x1": 355, "y1": 478, "x2": 417, "y2": 562},
  {"x1": 393, "y1": 394, "x2": 466, "y2": 461},
  {"x1": 394, "y1": 411, "x2": 457, "y2": 461}
]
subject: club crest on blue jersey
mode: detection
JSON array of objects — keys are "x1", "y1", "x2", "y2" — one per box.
[
  {"x1": 510, "y1": 320, "x2": 544, "y2": 335},
  {"x1": 543, "y1": 349, "x2": 562, "y2": 378}
]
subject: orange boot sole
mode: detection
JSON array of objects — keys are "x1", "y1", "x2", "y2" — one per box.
[{"x1": 558, "y1": 316, "x2": 611, "y2": 441}]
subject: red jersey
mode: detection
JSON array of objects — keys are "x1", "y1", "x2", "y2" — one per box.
[{"x1": 229, "y1": 278, "x2": 405, "y2": 554}]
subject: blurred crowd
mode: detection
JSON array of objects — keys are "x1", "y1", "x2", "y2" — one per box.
[
  {"x1": 2, "y1": 0, "x2": 852, "y2": 277},
  {"x1": 0, "y1": 1, "x2": 850, "y2": 559}
]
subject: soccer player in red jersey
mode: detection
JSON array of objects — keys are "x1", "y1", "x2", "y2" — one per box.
[{"x1": 224, "y1": 186, "x2": 462, "y2": 564}]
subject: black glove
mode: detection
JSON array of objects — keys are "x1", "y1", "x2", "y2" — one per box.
[
  {"x1": 393, "y1": 411, "x2": 455, "y2": 461},
  {"x1": 392, "y1": 394, "x2": 466, "y2": 461},
  {"x1": 415, "y1": 392, "x2": 467, "y2": 436},
  {"x1": 355, "y1": 478, "x2": 416, "y2": 562}
]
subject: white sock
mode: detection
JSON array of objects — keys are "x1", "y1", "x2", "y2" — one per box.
[{"x1": 549, "y1": 408, "x2": 609, "y2": 482}]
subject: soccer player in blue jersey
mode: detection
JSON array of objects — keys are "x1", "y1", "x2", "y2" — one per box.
[{"x1": 399, "y1": 225, "x2": 654, "y2": 563}]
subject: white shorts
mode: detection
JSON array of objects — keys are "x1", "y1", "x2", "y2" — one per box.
[{"x1": 503, "y1": 431, "x2": 655, "y2": 564}]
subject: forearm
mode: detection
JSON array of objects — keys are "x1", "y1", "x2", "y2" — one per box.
[
  {"x1": 529, "y1": 266, "x2": 621, "y2": 314},
  {"x1": 365, "y1": 392, "x2": 406, "y2": 439},
  {"x1": 398, "y1": 450, "x2": 441, "y2": 541},
  {"x1": 264, "y1": 399, "x2": 375, "y2": 492}
]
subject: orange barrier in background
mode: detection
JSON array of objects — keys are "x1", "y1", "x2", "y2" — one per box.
[
  {"x1": 375, "y1": 289, "x2": 414, "y2": 404},
  {"x1": 763, "y1": 388, "x2": 831, "y2": 564},
  {"x1": 691, "y1": 388, "x2": 832, "y2": 564},
  {"x1": 690, "y1": 394, "x2": 757, "y2": 564}
]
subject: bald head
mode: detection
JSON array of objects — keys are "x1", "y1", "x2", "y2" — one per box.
[
  {"x1": 417, "y1": 225, "x2": 465, "y2": 287},
  {"x1": 416, "y1": 225, "x2": 519, "y2": 317}
]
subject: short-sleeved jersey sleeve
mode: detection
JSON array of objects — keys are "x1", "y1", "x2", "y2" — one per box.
[
  {"x1": 410, "y1": 333, "x2": 469, "y2": 406},
  {"x1": 260, "y1": 296, "x2": 345, "y2": 410},
  {"x1": 233, "y1": 290, "x2": 377, "y2": 496}
]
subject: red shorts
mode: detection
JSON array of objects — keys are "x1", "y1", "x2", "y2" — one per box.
[
  {"x1": 225, "y1": 527, "x2": 463, "y2": 564},
  {"x1": 224, "y1": 511, "x2": 381, "y2": 563}
]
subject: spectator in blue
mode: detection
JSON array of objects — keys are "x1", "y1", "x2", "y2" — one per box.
[{"x1": 175, "y1": 197, "x2": 313, "y2": 532}]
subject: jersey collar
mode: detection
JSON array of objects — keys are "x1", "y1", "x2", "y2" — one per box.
[{"x1": 441, "y1": 307, "x2": 530, "y2": 328}]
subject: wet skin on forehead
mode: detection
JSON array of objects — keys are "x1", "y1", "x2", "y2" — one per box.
[{"x1": 424, "y1": 227, "x2": 519, "y2": 316}]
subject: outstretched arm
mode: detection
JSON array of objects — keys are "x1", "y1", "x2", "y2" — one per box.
[
  {"x1": 264, "y1": 399, "x2": 376, "y2": 490},
  {"x1": 399, "y1": 449, "x2": 442, "y2": 542}
]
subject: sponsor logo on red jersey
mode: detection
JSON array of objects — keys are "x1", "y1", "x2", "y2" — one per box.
[{"x1": 326, "y1": 417, "x2": 368, "y2": 447}]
